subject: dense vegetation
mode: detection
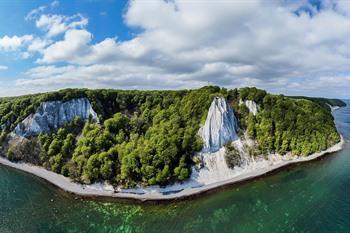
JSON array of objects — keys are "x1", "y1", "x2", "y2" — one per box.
[
  {"x1": 1, "y1": 87, "x2": 226, "y2": 187},
  {"x1": 289, "y1": 96, "x2": 346, "y2": 110},
  {"x1": 0, "y1": 86, "x2": 343, "y2": 187},
  {"x1": 235, "y1": 87, "x2": 342, "y2": 156}
]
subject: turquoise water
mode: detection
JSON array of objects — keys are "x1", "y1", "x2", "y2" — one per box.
[{"x1": 1, "y1": 102, "x2": 350, "y2": 233}]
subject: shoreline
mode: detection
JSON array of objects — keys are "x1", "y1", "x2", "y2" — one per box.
[{"x1": 0, "y1": 136, "x2": 346, "y2": 202}]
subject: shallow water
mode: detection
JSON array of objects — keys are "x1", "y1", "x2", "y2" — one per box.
[{"x1": 1, "y1": 101, "x2": 350, "y2": 233}]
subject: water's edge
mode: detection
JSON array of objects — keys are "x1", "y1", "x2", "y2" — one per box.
[{"x1": 0, "y1": 135, "x2": 345, "y2": 202}]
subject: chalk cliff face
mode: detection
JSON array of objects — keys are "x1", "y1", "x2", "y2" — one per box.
[
  {"x1": 239, "y1": 99, "x2": 259, "y2": 116},
  {"x1": 193, "y1": 148, "x2": 235, "y2": 184},
  {"x1": 13, "y1": 98, "x2": 98, "y2": 137},
  {"x1": 245, "y1": 100, "x2": 258, "y2": 116},
  {"x1": 244, "y1": 100, "x2": 259, "y2": 116},
  {"x1": 198, "y1": 97, "x2": 238, "y2": 152},
  {"x1": 194, "y1": 97, "x2": 255, "y2": 185}
]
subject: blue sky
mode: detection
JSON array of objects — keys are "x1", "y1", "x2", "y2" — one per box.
[
  {"x1": 1, "y1": 0, "x2": 350, "y2": 98},
  {"x1": 0, "y1": 0, "x2": 132, "y2": 92}
]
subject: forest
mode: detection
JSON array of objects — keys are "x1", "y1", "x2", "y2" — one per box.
[
  {"x1": 0, "y1": 86, "x2": 344, "y2": 187},
  {"x1": 235, "y1": 88, "x2": 341, "y2": 156}
]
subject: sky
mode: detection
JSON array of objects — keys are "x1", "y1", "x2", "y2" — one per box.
[{"x1": 1, "y1": 0, "x2": 350, "y2": 98}]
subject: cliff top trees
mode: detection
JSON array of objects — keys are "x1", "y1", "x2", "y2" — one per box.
[
  {"x1": 239, "y1": 93, "x2": 340, "y2": 156},
  {"x1": 0, "y1": 86, "x2": 344, "y2": 187}
]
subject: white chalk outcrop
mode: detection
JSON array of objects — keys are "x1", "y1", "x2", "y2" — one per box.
[
  {"x1": 5, "y1": 95, "x2": 337, "y2": 199},
  {"x1": 194, "y1": 97, "x2": 242, "y2": 183},
  {"x1": 119, "y1": 96, "x2": 344, "y2": 197},
  {"x1": 70, "y1": 97, "x2": 346, "y2": 197},
  {"x1": 0, "y1": 136, "x2": 344, "y2": 200},
  {"x1": 240, "y1": 99, "x2": 259, "y2": 116},
  {"x1": 198, "y1": 97, "x2": 238, "y2": 152},
  {"x1": 193, "y1": 137, "x2": 254, "y2": 185},
  {"x1": 193, "y1": 148, "x2": 233, "y2": 184},
  {"x1": 13, "y1": 98, "x2": 98, "y2": 137},
  {"x1": 327, "y1": 103, "x2": 340, "y2": 113},
  {"x1": 245, "y1": 100, "x2": 259, "y2": 116}
]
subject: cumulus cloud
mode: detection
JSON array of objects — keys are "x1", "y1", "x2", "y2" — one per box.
[
  {"x1": 38, "y1": 29, "x2": 92, "y2": 63},
  {"x1": 0, "y1": 65, "x2": 8, "y2": 71},
  {"x1": 25, "y1": 65, "x2": 75, "y2": 79},
  {"x1": 27, "y1": 38, "x2": 52, "y2": 53},
  {"x1": 35, "y1": 14, "x2": 88, "y2": 37},
  {"x1": 26, "y1": 1, "x2": 87, "y2": 38},
  {"x1": 18, "y1": 63, "x2": 187, "y2": 90},
  {"x1": 25, "y1": 1, "x2": 59, "y2": 21},
  {"x1": 4, "y1": 0, "x2": 350, "y2": 97},
  {"x1": 0, "y1": 35, "x2": 33, "y2": 51},
  {"x1": 38, "y1": 29, "x2": 123, "y2": 64}
]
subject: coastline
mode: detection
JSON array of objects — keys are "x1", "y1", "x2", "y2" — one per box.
[{"x1": 0, "y1": 136, "x2": 346, "y2": 202}]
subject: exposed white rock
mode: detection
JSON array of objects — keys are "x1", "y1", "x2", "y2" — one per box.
[
  {"x1": 242, "y1": 99, "x2": 258, "y2": 116},
  {"x1": 13, "y1": 98, "x2": 98, "y2": 137},
  {"x1": 118, "y1": 136, "x2": 344, "y2": 196},
  {"x1": 194, "y1": 98, "x2": 264, "y2": 186},
  {"x1": 194, "y1": 97, "x2": 245, "y2": 184},
  {"x1": 118, "y1": 99, "x2": 344, "y2": 197},
  {"x1": 84, "y1": 182, "x2": 114, "y2": 193},
  {"x1": 192, "y1": 148, "x2": 234, "y2": 184},
  {"x1": 198, "y1": 97, "x2": 238, "y2": 152},
  {"x1": 327, "y1": 103, "x2": 340, "y2": 113},
  {"x1": 193, "y1": 137, "x2": 250, "y2": 185},
  {"x1": 1, "y1": 93, "x2": 344, "y2": 199},
  {"x1": 0, "y1": 136, "x2": 344, "y2": 199}
]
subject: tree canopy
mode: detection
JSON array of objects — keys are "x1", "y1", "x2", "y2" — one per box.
[{"x1": 0, "y1": 86, "x2": 343, "y2": 188}]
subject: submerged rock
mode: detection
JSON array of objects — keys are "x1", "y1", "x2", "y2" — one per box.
[
  {"x1": 13, "y1": 98, "x2": 98, "y2": 137},
  {"x1": 198, "y1": 97, "x2": 238, "y2": 153}
]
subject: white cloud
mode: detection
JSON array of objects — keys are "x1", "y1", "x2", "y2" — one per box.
[
  {"x1": 38, "y1": 29, "x2": 122, "y2": 64},
  {"x1": 0, "y1": 65, "x2": 8, "y2": 71},
  {"x1": 26, "y1": 1, "x2": 87, "y2": 38},
  {"x1": 25, "y1": 65, "x2": 75, "y2": 78},
  {"x1": 25, "y1": 1, "x2": 60, "y2": 21},
  {"x1": 27, "y1": 38, "x2": 52, "y2": 53},
  {"x1": 36, "y1": 14, "x2": 88, "y2": 37},
  {"x1": 17, "y1": 63, "x2": 186, "y2": 90},
  {"x1": 38, "y1": 29, "x2": 92, "y2": 63},
  {"x1": 20, "y1": 52, "x2": 31, "y2": 59},
  {"x1": 0, "y1": 35, "x2": 33, "y2": 51},
  {"x1": 5, "y1": 0, "x2": 350, "y2": 98}
]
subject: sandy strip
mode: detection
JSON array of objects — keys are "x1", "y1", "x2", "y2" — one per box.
[{"x1": 0, "y1": 136, "x2": 346, "y2": 202}]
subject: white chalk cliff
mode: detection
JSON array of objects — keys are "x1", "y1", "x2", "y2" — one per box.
[
  {"x1": 13, "y1": 98, "x2": 98, "y2": 137},
  {"x1": 120, "y1": 97, "x2": 244, "y2": 194},
  {"x1": 193, "y1": 97, "x2": 242, "y2": 183},
  {"x1": 198, "y1": 97, "x2": 238, "y2": 153},
  {"x1": 239, "y1": 99, "x2": 259, "y2": 116},
  {"x1": 245, "y1": 100, "x2": 259, "y2": 116},
  {"x1": 120, "y1": 96, "x2": 342, "y2": 195}
]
